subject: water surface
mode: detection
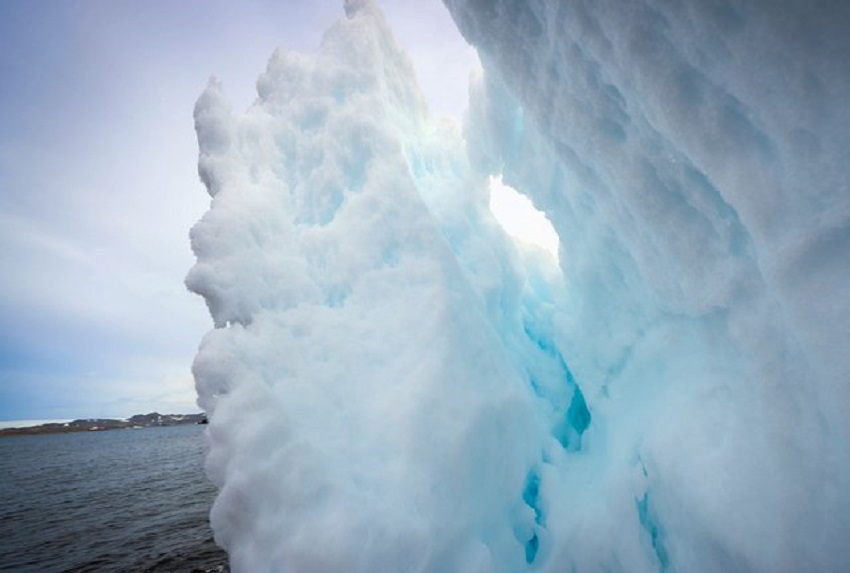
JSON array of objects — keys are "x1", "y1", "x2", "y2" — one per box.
[{"x1": 0, "y1": 424, "x2": 227, "y2": 572}]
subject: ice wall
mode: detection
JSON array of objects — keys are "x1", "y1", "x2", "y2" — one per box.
[
  {"x1": 188, "y1": 0, "x2": 850, "y2": 571},
  {"x1": 188, "y1": 1, "x2": 590, "y2": 570},
  {"x1": 446, "y1": 0, "x2": 850, "y2": 570}
]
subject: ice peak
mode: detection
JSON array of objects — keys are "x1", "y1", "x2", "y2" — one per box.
[{"x1": 343, "y1": 0, "x2": 377, "y2": 19}]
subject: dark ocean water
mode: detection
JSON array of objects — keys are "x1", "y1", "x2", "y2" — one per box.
[{"x1": 0, "y1": 424, "x2": 228, "y2": 572}]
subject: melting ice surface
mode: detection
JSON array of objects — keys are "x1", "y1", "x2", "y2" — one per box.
[{"x1": 187, "y1": 0, "x2": 850, "y2": 571}]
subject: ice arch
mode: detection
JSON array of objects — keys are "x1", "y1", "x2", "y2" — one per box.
[{"x1": 187, "y1": 1, "x2": 850, "y2": 571}]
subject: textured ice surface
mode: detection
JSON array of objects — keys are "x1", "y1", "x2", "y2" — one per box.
[
  {"x1": 189, "y1": 0, "x2": 850, "y2": 571},
  {"x1": 447, "y1": 0, "x2": 850, "y2": 570}
]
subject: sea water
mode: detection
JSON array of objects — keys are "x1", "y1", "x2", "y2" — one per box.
[{"x1": 0, "y1": 424, "x2": 227, "y2": 572}]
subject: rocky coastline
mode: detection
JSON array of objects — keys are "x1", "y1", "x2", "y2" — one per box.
[{"x1": 0, "y1": 412, "x2": 207, "y2": 437}]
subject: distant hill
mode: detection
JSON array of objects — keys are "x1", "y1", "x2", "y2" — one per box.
[{"x1": 0, "y1": 412, "x2": 207, "y2": 437}]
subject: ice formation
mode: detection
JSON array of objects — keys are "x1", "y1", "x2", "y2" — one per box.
[{"x1": 188, "y1": 0, "x2": 850, "y2": 571}]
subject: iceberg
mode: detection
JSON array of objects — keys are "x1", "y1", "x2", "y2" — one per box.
[
  {"x1": 188, "y1": 0, "x2": 850, "y2": 571},
  {"x1": 445, "y1": 0, "x2": 850, "y2": 570}
]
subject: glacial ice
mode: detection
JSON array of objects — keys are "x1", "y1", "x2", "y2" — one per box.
[{"x1": 188, "y1": 0, "x2": 850, "y2": 571}]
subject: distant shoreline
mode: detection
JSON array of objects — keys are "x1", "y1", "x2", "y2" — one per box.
[
  {"x1": 0, "y1": 419, "x2": 72, "y2": 430},
  {"x1": 0, "y1": 412, "x2": 207, "y2": 437}
]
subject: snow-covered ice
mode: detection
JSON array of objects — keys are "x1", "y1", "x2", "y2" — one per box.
[{"x1": 188, "y1": 1, "x2": 850, "y2": 571}]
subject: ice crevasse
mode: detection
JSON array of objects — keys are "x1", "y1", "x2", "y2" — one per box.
[{"x1": 187, "y1": 0, "x2": 850, "y2": 571}]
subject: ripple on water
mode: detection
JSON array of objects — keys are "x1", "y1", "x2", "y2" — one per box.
[{"x1": 0, "y1": 424, "x2": 228, "y2": 573}]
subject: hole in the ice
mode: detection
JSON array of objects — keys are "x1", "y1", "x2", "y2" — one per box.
[
  {"x1": 488, "y1": 175, "x2": 559, "y2": 261},
  {"x1": 521, "y1": 469, "x2": 545, "y2": 564},
  {"x1": 553, "y1": 383, "x2": 591, "y2": 452},
  {"x1": 525, "y1": 532, "x2": 540, "y2": 564}
]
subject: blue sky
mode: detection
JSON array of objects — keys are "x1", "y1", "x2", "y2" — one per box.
[{"x1": 0, "y1": 0, "x2": 475, "y2": 420}]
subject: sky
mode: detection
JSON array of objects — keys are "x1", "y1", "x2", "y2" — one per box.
[
  {"x1": 0, "y1": 0, "x2": 562, "y2": 422},
  {"x1": 0, "y1": 0, "x2": 483, "y2": 421}
]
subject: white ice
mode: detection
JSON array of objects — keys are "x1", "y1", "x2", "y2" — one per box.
[{"x1": 188, "y1": 0, "x2": 850, "y2": 571}]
